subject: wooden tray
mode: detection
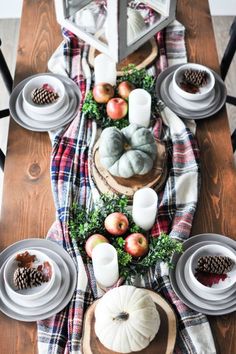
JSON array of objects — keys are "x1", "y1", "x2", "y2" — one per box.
[
  {"x1": 88, "y1": 36, "x2": 158, "y2": 76},
  {"x1": 82, "y1": 289, "x2": 177, "y2": 354},
  {"x1": 92, "y1": 139, "x2": 167, "y2": 199}
]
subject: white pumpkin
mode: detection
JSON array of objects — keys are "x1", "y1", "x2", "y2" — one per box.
[
  {"x1": 127, "y1": 8, "x2": 146, "y2": 44},
  {"x1": 94, "y1": 285, "x2": 160, "y2": 353}
]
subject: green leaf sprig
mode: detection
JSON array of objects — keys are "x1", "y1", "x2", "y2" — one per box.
[
  {"x1": 82, "y1": 65, "x2": 159, "y2": 129},
  {"x1": 69, "y1": 194, "x2": 182, "y2": 280},
  {"x1": 117, "y1": 64, "x2": 155, "y2": 91}
]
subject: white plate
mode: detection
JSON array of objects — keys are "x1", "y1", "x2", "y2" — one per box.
[
  {"x1": 184, "y1": 257, "x2": 236, "y2": 301},
  {"x1": 170, "y1": 234, "x2": 236, "y2": 315},
  {"x1": 0, "y1": 238, "x2": 77, "y2": 321},
  {"x1": 10, "y1": 74, "x2": 81, "y2": 132},
  {"x1": 177, "y1": 241, "x2": 236, "y2": 301},
  {"x1": 168, "y1": 79, "x2": 215, "y2": 110},
  {"x1": 160, "y1": 72, "x2": 221, "y2": 114},
  {"x1": 3, "y1": 249, "x2": 64, "y2": 308},
  {"x1": 22, "y1": 91, "x2": 70, "y2": 122},
  {"x1": 17, "y1": 89, "x2": 76, "y2": 129},
  {"x1": 156, "y1": 65, "x2": 227, "y2": 120},
  {"x1": 176, "y1": 258, "x2": 235, "y2": 310},
  {"x1": 0, "y1": 260, "x2": 64, "y2": 315}
]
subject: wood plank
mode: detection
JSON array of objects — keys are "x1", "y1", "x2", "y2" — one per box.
[
  {"x1": 177, "y1": 2, "x2": 236, "y2": 354},
  {"x1": 0, "y1": 1, "x2": 62, "y2": 353},
  {"x1": 82, "y1": 290, "x2": 177, "y2": 354}
]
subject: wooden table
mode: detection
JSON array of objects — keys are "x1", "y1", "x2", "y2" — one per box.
[{"x1": 0, "y1": 0, "x2": 235, "y2": 353}]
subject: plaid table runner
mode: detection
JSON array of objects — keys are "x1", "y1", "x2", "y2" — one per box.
[{"x1": 38, "y1": 9, "x2": 216, "y2": 354}]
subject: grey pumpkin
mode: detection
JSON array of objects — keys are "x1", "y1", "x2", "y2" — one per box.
[{"x1": 99, "y1": 124, "x2": 157, "y2": 178}]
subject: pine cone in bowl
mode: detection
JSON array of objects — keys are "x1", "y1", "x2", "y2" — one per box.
[
  {"x1": 196, "y1": 255, "x2": 234, "y2": 274},
  {"x1": 13, "y1": 267, "x2": 44, "y2": 289},
  {"x1": 4, "y1": 249, "x2": 55, "y2": 301}
]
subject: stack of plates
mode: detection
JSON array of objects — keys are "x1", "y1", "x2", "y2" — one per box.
[
  {"x1": 9, "y1": 73, "x2": 80, "y2": 132},
  {"x1": 156, "y1": 65, "x2": 227, "y2": 120},
  {"x1": 0, "y1": 238, "x2": 77, "y2": 321},
  {"x1": 170, "y1": 233, "x2": 236, "y2": 315}
]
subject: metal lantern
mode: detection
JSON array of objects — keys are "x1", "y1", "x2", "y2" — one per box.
[{"x1": 55, "y1": 0, "x2": 177, "y2": 62}]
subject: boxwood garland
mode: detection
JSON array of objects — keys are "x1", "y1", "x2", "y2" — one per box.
[{"x1": 82, "y1": 65, "x2": 159, "y2": 129}]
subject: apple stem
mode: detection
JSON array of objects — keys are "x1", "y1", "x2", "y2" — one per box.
[{"x1": 113, "y1": 312, "x2": 129, "y2": 321}]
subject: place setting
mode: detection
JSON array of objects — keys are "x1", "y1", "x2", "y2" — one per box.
[
  {"x1": 156, "y1": 63, "x2": 227, "y2": 120},
  {"x1": 9, "y1": 73, "x2": 81, "y2": 132},
  {"x1": 169, "y1": 233, "x2": 236, "y2": 315},
  {"x1": 0, "y1": 238, "x2": 77, "y2": 321}
]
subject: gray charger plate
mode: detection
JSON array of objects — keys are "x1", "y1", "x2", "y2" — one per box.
[
  {"x1": 0, "y1": 238, "x2": 77, "y2": 321},
  {"x1": 161, "y1": 72, "x2": 221, "y2": 114},
  {"x1": 175, "y1": 242, "x2": 236, "y2": 309},
  {"x1": 156, "y1": 65, "x2": 227, "y2": 120},
  {"x1": 169, "y1": 233, "x2": 236, "y2": 315},
  {"x1": 9, "y1": 73, "x2": 80, "y2": 132},
  {"x1": 16, "y1": 89, "x2": 76, "y2": 129}
]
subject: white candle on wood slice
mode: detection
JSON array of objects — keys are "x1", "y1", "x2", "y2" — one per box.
[
  {"x1": 132, "y1": 187, "x2": 158, "y2": 230},
  {"x1": 128, "y1": 88, "x2": 151, "y2": 127},
  {"x1": 92, "y1": 243, "x2": 119, "y2": 288},
  {"x1": 94, "y1": 54, "x2": 117, "y2": 86}
]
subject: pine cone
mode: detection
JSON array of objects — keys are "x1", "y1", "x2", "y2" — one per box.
[
  {"x1": 13, "y1": 267, "x2": 44, "y2": 290},
  {"x1": 183, "y1": 69, "x2": 208, "y2": 88},
  {"x1": 13, "y1": 267, "x2": 29, "y2": 289},
  {"x1": 31, "y1": 87, "x2": 59, "y2": 105},
  {"x1": 196, "y1": 255, "x2": 234, "y2": 274}
]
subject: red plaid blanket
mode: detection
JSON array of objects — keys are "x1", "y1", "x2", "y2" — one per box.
[{"x1": 38, "y1": 17, "x2": 216, "y2": 354}]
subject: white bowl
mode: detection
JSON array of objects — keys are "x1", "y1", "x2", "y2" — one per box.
[
  {"x1": 172, "y1": 63, "x2": 215, "y2": 101},
  {"x1": 188, "y1": 244, "x2": 236, "y2": 295},
  {"x1": 4, "y1": 249, "x2": 55, "y2": 301},
  {"x1": 22, "y1": 91, "x2": 70, "y2": 122},
  {"x1": 22, "y1": 75, "x2": 65, "y2": 115}
]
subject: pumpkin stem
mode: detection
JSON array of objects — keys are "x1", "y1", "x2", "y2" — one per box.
[
  {"x1": 124, "y1": 143, "x2": 131, "y2": 151},
  {"x1": 113, "y1": 312, "x2": 129, "y2": 321}
]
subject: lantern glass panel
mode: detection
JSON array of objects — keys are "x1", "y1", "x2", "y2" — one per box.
[
  {"x1": 55, "y1": 0, "x2": 175, "y2": 62},
  {"x1": 65, "y1": 1, "x2": 109, "y2": 50},
  {"x1": 126, "y1": 1, "x2": 168, "y2": 45}
]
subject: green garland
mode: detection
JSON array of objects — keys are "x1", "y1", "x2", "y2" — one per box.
[
  {"x1": 82, "y1": 64, "x2": 159, "y2": 129},
  {"x1": 69, "y1": 194, "x2": 182, "y2": 281}
]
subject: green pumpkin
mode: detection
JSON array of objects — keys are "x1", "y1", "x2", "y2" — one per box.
[{"x1": 99, "y1": 124, "x2": 157, "y2": 178}]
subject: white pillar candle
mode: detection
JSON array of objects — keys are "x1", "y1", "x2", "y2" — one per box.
[
  {"x1": 132, "y1": 187, "x2": 158, "y2": 231},
  {"x1": 92, "y1": 243, "x2": 119, "y2": 288},
  {"x1": 94, "y1": 53, "x2": 117, "y2": 86},
  {"x1": 128, "y1": 88, "x2": 151, "y2": 127}
]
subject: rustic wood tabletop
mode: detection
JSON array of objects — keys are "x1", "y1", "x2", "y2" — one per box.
[{"x1": 0, "y1": 0, "x2": 235, "y2": 353}]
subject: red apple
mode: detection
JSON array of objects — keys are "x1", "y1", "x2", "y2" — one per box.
[
  {"x1": 106, "y1": 98, "x2": 128, "y2": 120},
  {"x1": 85, "y1": 234, "x2": 109, "y2": 258},
  {"x1": 124, "y1": 233, "x2": 148, "y2": 258},
  {"x1": 118, "y1": 81, "x2": 136, "y2": 100},
  {"x1": 93, "y1": 83, "x2": 114, "y2": 103},
  {"x1": 104, "y1": 212, "x2": 129, "y2": 236}
]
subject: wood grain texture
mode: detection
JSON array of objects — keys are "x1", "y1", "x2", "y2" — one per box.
[
  {"x1": 0, "y1": 1, "x2": 62, "y2": 353},
  {"x1": 177, "y1": 2, "x2": 236, "y2": 354},
  {"x1": 82, "y1": 290, "x2": 177, "y2": 354}
]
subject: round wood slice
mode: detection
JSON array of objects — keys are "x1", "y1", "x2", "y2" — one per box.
[
  {"x1": 82, "y1": 289, "x2": 177, "y2": 354},
  {"x1": 88, "y1": 35, "x2": 158, "y2": 76},
  {"x1": 92, "y1": 139, "x2": 167, "y2": 199}
]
